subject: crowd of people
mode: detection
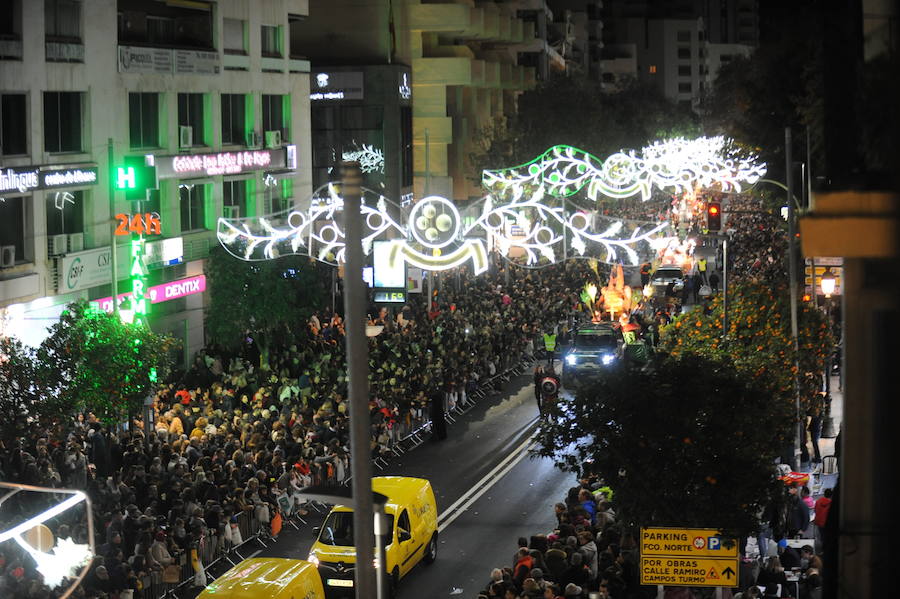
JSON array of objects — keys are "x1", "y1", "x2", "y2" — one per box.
[
  {"x1": 0, "y1": 260, "x2": 599, "y2": 599},
  {"x1": 476, "y1": 472, "x2": 829, "y2": 599},
  {"x1": 722, "y1": 194, "x2": 788, "y2": 285}
]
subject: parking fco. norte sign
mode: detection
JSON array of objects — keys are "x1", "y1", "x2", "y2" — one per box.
[{"x1": 640, "y1": 527, "x2": 739, "y2": 588}]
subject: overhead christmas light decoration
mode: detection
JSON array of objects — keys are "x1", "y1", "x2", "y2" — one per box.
[
  {"x1": 482, "y1": 137, "x2": 766, "y2": 201},
  {"x1": 342, "y1": 144, "x2": 385, "y2": 174},
  {"x1": 218, "y1": 184, "x2": 669, "y2": 270}
]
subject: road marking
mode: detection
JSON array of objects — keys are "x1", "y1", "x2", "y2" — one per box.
[{"x1": 437, "y1": 433, "x2": 537, "y2": 533}]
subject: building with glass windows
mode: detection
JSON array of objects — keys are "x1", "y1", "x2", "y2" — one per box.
[{"x1": 0, "y1": 0, "x2": 311, "y2": 365}]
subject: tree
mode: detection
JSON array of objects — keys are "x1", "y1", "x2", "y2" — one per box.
[
  {"x1": 660, "y1": 281, "x2": 831, "y2": 431},
  {"x1": 0, "y1": 337, "x2": 45, "y2": 439},
  {"x1": 471, "y1": 76, "x2": 700, "y2": 178},
  {"x1": 204, "y1": 246, "x2": 329, "y2": 365},
  {"x1": 37, "y1": 301, "x2": 177, "y2": 425},
  {"x1": 537, "y1": 353, "x2": 789, "y2": 538}
]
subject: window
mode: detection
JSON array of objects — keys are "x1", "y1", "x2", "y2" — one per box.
[
  {"x1": 720, "y1": 54, "x2": 733, "y2": 63},
  {"x1": 2, "y1": 94, "x2": 27, "y2": 155},
  {"x1": 46, "y1": 190, "x2": 83, "y2": 236},
  {"x1": 128, "y1": 93, "x2": 159, "y2": 149},
  {"x1": 221, "y1": 94, "x2": 246, "y2": 145},
  {"x1": 0, "y1": 196, "x2": 26, "y2": 263},
  {"x1": 179, "y1": 184, "x2": 205, "y2": 232},
  {"x1": 45, "y1": 0, "x2": 81, "y2": 41},
  {"x1": 44, "y1": 91, "x2": 83, "y2": 153},
  {"x1": 397, "y1": 510, "x2": 411, "y2": 540},
  {"x1": 262, "y1": 94, "x2": 284, "y2": 135},
  {"x1": 1, "y1": 0, "x2": 22, "y2": 41},
  {"x1": 678, "y1": 65, "x2": 692, "y2": 77},
  {"x1": 676, "y1": 30, "x2": 691, "y2": 42},
  {"x1": 678, "y1": 82, "x2": 692, "y2": 93},
  {"x1": 222, "y1": 180, "x2": 246, "y2": 218},
  {"x1": 223, "y1": 18, "x2": 246, "y2": 54},
  {"x1": 261, "y1": 25, "x2": 281, "y2": 57},
  {"x1": 677, "y1": 47, "x2": 691, "y2": 59},
  {"x1": 177, "y1": 93, "x2": 205, "y2": 145},
  {"x1": 400, "y1": 106, "x2": 412, "y2": 187},
  {"x1": 648, "y1": 65, "x2": 657, "y2": 74},
  {"x1": 147, "y1": 16, "x2": 175, "y2": 45}
]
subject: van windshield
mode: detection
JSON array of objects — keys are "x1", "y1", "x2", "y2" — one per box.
[
  {"x1": 319, "y1": 511, "x2": 395, "y2": 547},
  {"x1": 575, "y1": 332, "x2": 617, "y2": 349}
]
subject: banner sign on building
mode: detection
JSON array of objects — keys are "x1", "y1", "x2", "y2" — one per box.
[
  {"x1": 118, "y1": 46, "x2": 220, "y2": 75},
  {"x1": 90, "y1": 275, "x2": 206, "y2": 313},
  {"x1": 639, "y1": 527, "x2": 739, "y2": 588},
  {"x1": 0, "y1": 164, "x2": 98, "y2": 194},
  {"x1": 310, "y1": 71, "x2": 364, "y2": 101},
  {"x1": 150, "y1": 146, "x2": 294, "y2": 180},
  {"x1": 145, "y1": 237, "x2": 184, "y2": 268},
  {"x1": 57, "y1": 247, "x2": 114, "y2": 294}
]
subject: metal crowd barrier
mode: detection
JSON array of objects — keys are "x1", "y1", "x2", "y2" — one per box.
[{"x1": 151, "y1": 351, "x2": 535, "y2": 597}]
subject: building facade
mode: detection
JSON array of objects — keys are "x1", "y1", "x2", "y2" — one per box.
[
  {"x1": 290, "y1": 0, "x2": 539, "y2": 203},
  {"x1": 0, "y1": 0, "x2": 312, "y2": 366}
]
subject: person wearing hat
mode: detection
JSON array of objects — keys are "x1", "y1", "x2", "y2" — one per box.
[{"x1": 563, "y1": 583, "x2": 583, "y2": 598}]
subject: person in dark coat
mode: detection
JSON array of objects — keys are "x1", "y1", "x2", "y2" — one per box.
[
  {"x1": 429, "y1": 388, "x2": 447, "y2": 441},
  {"x1": 533, "y1": 365, "x2": 545, "y2": 415}
]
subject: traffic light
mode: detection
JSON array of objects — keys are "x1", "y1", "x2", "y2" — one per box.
[
  {"x1": 114, "y1": 155, "x2": 157, "y2": 201},
  {"x1": 707, "y1": 202, "x2": 721, "y2": 231}
]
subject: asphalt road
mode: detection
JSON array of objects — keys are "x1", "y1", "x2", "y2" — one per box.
[{"x1": 219, "y1": 370, "x2": 578, "y2": 598}]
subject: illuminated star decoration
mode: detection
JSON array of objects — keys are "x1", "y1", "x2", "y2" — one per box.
[
  {"x1": 14, "y1": 536, "x2": 92, "y2": 588},
  {"x1": 53, "y1": 192, "x2": 76, "y2": 211}
]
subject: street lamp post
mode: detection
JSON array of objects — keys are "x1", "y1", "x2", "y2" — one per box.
[
  {"x1": 786, "y1": 127, "x2": 803, "y2": 471},
  {"x1": 819, "y1": 271, "x2": 837, "y2": 438}
]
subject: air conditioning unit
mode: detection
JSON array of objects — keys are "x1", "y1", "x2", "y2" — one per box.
[
  {"x1": 264, "y1": 129, "x2": 282, "y2": 148},
  {"x1": 48, "y1": 233, "x2": 68, "y2": 256},
  {"x1": 222, "y1": 205, "x2": 239, "y2": 219},
  {"x1": 179, "y1": 125, "x2": 193, "y2": 148},
  {"x1": 67, "y1": 232, "x2": 84, "y2": 253},
  {"x1": 0, "y1": 245, "x2": 15, "y2": 268},
  {"x1": 246, "y1": 131, "x2": 261, "y2": 147}
]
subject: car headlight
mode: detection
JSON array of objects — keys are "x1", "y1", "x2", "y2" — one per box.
[
  {"x1": 308, "y1": 553, "x2": 320, "y2": 567},
  {"x1": 566, "y1": 354, "x2": 577, "y2": 366},
  {"x1": 601, "y1": 354, "x2": 615, "y2": 365}
]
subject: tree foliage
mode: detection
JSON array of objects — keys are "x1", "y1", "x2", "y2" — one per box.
[
  {"x1": 37, "y1": 301, "x2": 177, "y2": 425},
  {"x1": 471, "y1": 76, "x2": 700, "y2": 176},
  {"x1": 0, "y1": 337, "x2": 45, "y2": 439},
  {"x1": 204, "y1": 246, "x2": 329, "y2": 361},
  {"x1": 660, "y1": 281, "x2": 831, "y2": 422},
  {"x1": 537, "y1": 353, "x2": 788, "y2": 538}
]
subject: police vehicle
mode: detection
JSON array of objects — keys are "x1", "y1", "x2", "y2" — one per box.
[{"x1": 561, "y1": 323, "x2": 623, "y2": 388}]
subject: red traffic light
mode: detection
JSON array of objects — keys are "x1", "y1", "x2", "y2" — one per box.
[{"x1": 706, "y1": 202, "x2": 722, "y2": 231}]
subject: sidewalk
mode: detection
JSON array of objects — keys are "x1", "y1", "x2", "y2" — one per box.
[{"x1": 803, "y1": 374, "x2": 842, "y2": 496}]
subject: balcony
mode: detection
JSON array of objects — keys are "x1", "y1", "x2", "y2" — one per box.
[
  {"x1": 413, "y1": 56, "x2": 472, "y2": 86},
  {"x1": 46, "y1": 40, "x2": 84, "y2": 63},
  {"x1": 0, "y1": 37, "x2": 22, "y2": 60}
]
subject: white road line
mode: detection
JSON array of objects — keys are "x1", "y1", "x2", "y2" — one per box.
[{"x1": 437, "y1": 436, "x2": 537, "y2": 533}]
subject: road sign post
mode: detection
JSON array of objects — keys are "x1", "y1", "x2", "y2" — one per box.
[{"x1": 640, "y1": 527, "x2": 739, "y2": 589}]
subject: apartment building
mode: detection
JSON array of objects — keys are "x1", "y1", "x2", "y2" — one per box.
[
  {"x1": 600, "y1": 0, "x2": 758, "y2": 102},
  {"x1": 0, "y1": 0, "x2": 311, "y2": 365}
]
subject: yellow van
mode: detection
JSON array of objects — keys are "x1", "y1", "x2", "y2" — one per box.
[
  {"x1": 197, "y1": 558, "x2": 325, "y2": 599},
  {"x1": 308, "y1": 476, "x2": 438, "y2": 595}
]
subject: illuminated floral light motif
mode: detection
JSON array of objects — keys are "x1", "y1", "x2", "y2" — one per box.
[
  {"x1": 217, "y1": 183, "x2": 404, "y2": 264},
  {"x1": 482, "y1": 137, "x2": 766, "y2": 201},
  {"x1": 469, "y1": 185, "x2": 672, "y2": 266},
  {"x1": 342, "y1": 144, "x2": 385, "y2": 174}
]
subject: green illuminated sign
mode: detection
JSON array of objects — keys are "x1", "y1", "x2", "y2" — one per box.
[{"x1": 114, "y1": 156, "x2": 157, "y2": 200}]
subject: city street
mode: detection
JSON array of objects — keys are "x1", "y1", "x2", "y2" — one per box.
[{"x1": 189, "y1": 373, "x2": 575, "y2": 598}]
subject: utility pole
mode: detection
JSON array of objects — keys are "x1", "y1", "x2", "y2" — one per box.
[
  {"x1": 108, "y1": 138, "x2": 119, "y2": 317},
  {"x1": 340, "y1": 161, "x2": 376, "y2": 599},
  {"x1": 721, "y1": 237, "x2": 728, "y2": 337},
  {"x1": 786, "y1": 127, "x2": 802, "y2": 471}
]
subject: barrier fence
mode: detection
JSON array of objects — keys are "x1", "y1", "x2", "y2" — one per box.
[{"x1": 153, "y1": 351, "x2": 537, "y2": 598}]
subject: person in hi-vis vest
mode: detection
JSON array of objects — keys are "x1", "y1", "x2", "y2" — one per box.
[{"x1": 542, "y1": 329, "x2": 557, "y2": 367}]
